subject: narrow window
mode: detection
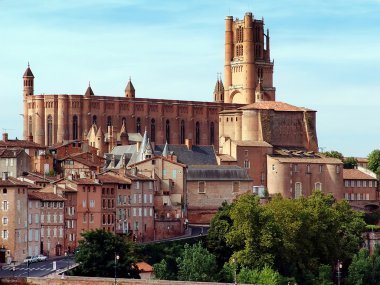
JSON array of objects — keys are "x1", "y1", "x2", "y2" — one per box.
[
  {"x1": 295, "y1": 182, "x2": 302, "y2": 198},
  {"x1": 28, "y1": 116, "x2": 33, "y2": 136},
  {"x1": 107, "y1": 116, "x2": 112, "y2": 127},
  {"x1": 92, "y1": 115, "x2": 97, "y2": 125},
  {"x1": 150, "y1": 119, "x2": 156, "y2": 142},
  {"x1": 195, "y1": 121, "x2": 200, "y2": 145},
  {"x1": 165, "y1": 119, "x2": 170, "y2": 143},
  {"x1": 73, "y1": 115, "x2": 78, "y2": 140},
  {"x1": 210, "y1": 122, "x2": 215, "y2": 145},
  {"x1": 198, "y1": 181, "x2": 205, "y2": 194},
  {"x1": 47, "y1": 115, "x2": 53, "y2": 146},
  {"x1": 180, "y1": 120, "x2": 185, "y2": 144},
  {"x1": 136, "y1": 117, "x2": 141, "y2": 133}
]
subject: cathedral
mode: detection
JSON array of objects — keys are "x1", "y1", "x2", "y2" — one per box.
[
  {"x1": 22, "y1": 12, "x2": 326, "y2": 198},
  {"x1": 22, "y1": 12, "x2": 291, "y2": 151}
]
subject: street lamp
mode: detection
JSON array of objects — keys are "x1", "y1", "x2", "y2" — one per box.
[
  {"x1": 114, "y1": 253, "x2": 120, "y2": 285},
  {"x1": 337, "y1": 260, "x2": 343, "y2": 285}
]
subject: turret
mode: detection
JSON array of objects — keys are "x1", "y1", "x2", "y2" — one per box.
[
  {"x1": 84, "y1": 82, "x2": 94, "y2": 97},
  {"x1": 120, "y1": 120, "x2": 129, "y2": 145},
  {"x1": 125, "y1": 77, "x2": 135, "y2": 98},
  {"x1": 224, "y1": 16, "x2": 233, "y2": 103},
  {"x1": 23, "y1": 63, "x2": 34, "y2": 96},
  {"x1": 213, "y1": 76, "x2": 224, "y2": 102},
  {"x1": 255, "y1": 78, "x2": 264, "y2": 102}
]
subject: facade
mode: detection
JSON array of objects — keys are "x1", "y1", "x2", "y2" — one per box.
[
  {"x1": 0, "y1": 148, "x2": 31, "y2": 178},
  {"x1": 186, "y1": 165, "x2": 253, "y2": 224},
  {"x1": 343, "y1": 168, "x2": 378, "y2": 204},
  {"x1": 0, "y1": 174, "x2": 29, "y2": 264},
  {"x1": 267, "y1": 150, "x2": 343, "y2": 199}
]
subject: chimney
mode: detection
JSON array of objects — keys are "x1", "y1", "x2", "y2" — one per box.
[
  {"x1": 53, "y1": 184, "x2": 57, "y2": 194},
  {"x1": 185, "y1": 138, "x2": 192, "y2": 150},
  {"x1": 2, "y1": 172, "x2": 8, "y2": 180},
  {"x1": 2, "y1": 133, "x2": 8, "y2": 142}
]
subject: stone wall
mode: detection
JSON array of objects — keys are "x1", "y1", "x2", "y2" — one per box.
[{"x1": 1, "y1": 276, "x2": 246, "y2": 285}]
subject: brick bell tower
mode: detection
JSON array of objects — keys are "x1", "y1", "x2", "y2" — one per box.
[
  {"x1": 224, "y1": 12, "x2": 275, "y2": 104},
  {"x1": 23, "y1": 63, "x2": 34, "y2": 140}
]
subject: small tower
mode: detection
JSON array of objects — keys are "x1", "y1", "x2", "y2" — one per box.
[
  {"x1": 255, "y1": 78, "x2": 264, "y2": 102},
  {"x1": 125, "y1": 77, "x2": 135, "y2": 98},
  {"x1": 120, "y1": 120, "x2": 129, "y2": 145},
  {"x1": 213, "y1": 74, "x2": 224, "y2": 102},
  {"x1": 84, "y1": 82, "x2": 94, "y2": 97},
  {"x1": 23, "y1": 63, "x2": 34, "y2": 96}
]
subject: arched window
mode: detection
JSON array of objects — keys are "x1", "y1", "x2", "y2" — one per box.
[
  {"x1": 295, "y1": 182, "x2": 302, "y2": 199},
  {"x1": 195, "y1": 122, "x2": 200, "y2": 145},
  {"x1": 121, "y1": 117, "x2": 127, "y2": 127},
  {"x1": 150, "y1": 119, "x2": 156, "y2": 142},
  {"x1": 315, "y1": 182, "x2": 322, "y2": 191},
  {"x1": 136, "y1": 117, "x2": 141, "y2": 133},
  {"x1": 107, "y1": 116, "x2": 112, "y2": 127},
  {"x1": 180, "y1": 120, "x2": 185, "y2": 144},
  {"x1": 73, "y1": 115, "x2": 78, "y2": 140},
  {"x1": 92, "y1": 115, "x2": 97, "y2": 125},
  {"x1": 28, "y1": 116, "x2": 33, "y2": 136},
  {"x1": 47, "y1": 115, "x2": 53, "y2": 146},
  {"x1": 210, "y1": 122, "x2": 215, "y2": 145},
  {"x1": 165, "y1": 119, "x2": 170, "y2": 143}
]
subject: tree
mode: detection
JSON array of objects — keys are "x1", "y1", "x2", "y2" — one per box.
[
  {"x1": 323, "y1": 150, "x2": 344, "y2": 161},
  {"x1": 237, "y1": 265, "x2": 280, "y2": 285},
  {"x1": 346, "y1": 248, "x2": 372, "y2": 285},
  {"x1": 343, "y1": 157, "x2": 358, "y2": 169},
  {"x1": 347, "y1": 245, "x2": 380, "y2": 285},
  {"x1": 153, "y1": 259, "x2": 171, "y2": 280},
  {"x1": 176, "y1": 242, "x2": 218, "y2": 282},
  {"x1": 312, "y1": 264, "x2": 334, "y2": 285},
  {"x1": 368, "y1": 149, "x2": 380, "y2": 177},
  {"x1": 207, "y1": 201, "x2": 233, "y2": 267},
  {"x1": 74, "y1": 229, "x2": 140, "y2": 278},
  {"x1": 207, "y1": 191, "x2": 366, "y2": 284}
]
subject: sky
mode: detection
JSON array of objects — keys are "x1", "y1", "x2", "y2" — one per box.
[{"x1": 0, "y1": 0, "x2": 379, "y2": 157}]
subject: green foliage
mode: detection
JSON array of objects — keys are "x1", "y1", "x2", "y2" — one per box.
[
  {"x1": 347, "y1": 248, "x2": 372, "y2": 285},
  {"x1": 366, "y1": 225, "x2": 380, "y2": 232},
  {"x1": 137, "y1": 235, "x2": 204, "y2": 280},
  {"x1": 226, "y1": 194, "x2": 281, "y2": 269},
  {"x1": 347, "y1": 245, "x2": 380, "y2": 285},
  {"x1": 323, "y1": 150, "x2": 344, "y2": 161},
  {"x1": 207, "y1": 191, "x2": 366, "y2": 284},
  {"x1": 176, "y1": 242, "x2": 218, "y2": 282},
  {"x1": 237, "y1": 265, "x2": 280, "y2": 285},
  {"x1": 343, "y1": 157, "x2": 358, "y2": 169},
  {"x1": 74, "y1": 229, "x2": 140, "y2": 278},
  {"x1": 153, "y1": 259, "x2": 171, "y2": 280},
  {"x1": 368, "y1": 149, "x2": 380, "y2": 177},
  {"x1": 312, "y1": 264, "x2": 334, "y2": 285},
  {"x1": 207, "y1": 201, "x2": 233, "y2": 266}
]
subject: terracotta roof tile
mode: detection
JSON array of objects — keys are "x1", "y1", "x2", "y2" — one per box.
[
  {"x1": 0, "y1": 177, "x2": 32, "y2": 187},
  {"x1": 343, "y1": 169, "x2": 377, "y2": 180},
  {"x1": 136, "y1": 262, "x2": 153, "y2": 272},
  {"x1": 239, "y1": 101, "x2": 313, "y2": 112},
  {"x1": 0, "y1": 148, "x2": 24, "y2": 158},
  {"x1": 0, "y1": 140, "x2": 45, "y2": 149},
  {"x1": 28, "y1": 191, "x2": 65, "y2": 201},
  {"x1": 232, "y1": 140, "x2": 272, "y2": 147}
]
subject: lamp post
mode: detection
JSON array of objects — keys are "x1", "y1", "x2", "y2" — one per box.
[
  {"x1": 337, "y1": 260, "x2": 343, "y2": 285},
  {"x1": 114, "y1": 252, "x2": 120, "y2": 285}
]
